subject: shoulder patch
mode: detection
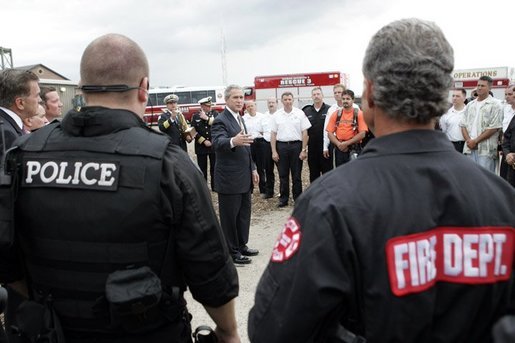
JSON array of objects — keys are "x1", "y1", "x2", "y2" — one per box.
[{"x1": 271, "y1": 217, "x2": 302, "y2": 263}]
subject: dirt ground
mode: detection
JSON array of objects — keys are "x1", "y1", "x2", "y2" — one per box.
[{"x1": 184, "y1": 144, "x2": 311, "y2": 342}]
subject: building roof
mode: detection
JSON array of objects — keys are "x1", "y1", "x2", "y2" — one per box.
[{"x1": 16, "y1": 63, "x2": 70, "y2": 81}]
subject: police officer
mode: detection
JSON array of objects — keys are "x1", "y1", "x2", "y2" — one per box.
[
  {"x1": 249, "y1": 19, "x2": 515, "y2": 342},
  {"x1": 191, "y1": 96, "x2": 218, "y2": 190},
  {"x1": 0, "y1": 34, "x2": 241, "y2": 343},
  {"x1": 158, "y1": 94, "x2": 192, "y2": 152}
]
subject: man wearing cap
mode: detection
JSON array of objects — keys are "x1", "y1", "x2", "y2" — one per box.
[
  {"x1": 191, "y1": 96, "x2": 218, "y2": 189},
  {"x1": 158, "y1": 94, "x2": 191, "y2": 152}
]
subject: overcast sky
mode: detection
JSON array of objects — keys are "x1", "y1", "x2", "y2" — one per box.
[{"x1": 1, "y1": 0, "x2": 513, "y2": 96}]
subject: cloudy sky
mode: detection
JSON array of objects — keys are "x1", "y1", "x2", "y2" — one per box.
[{"x1": 2, "y1": 0, "x2": 513, "y2": 95}]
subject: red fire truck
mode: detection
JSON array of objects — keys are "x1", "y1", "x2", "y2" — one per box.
[
  {"x1": 250, "y1": 71, "x2": 349, "y2": 112},
  {"x1": 451, "y1": 66, "x2": 514, "y2": 100}
]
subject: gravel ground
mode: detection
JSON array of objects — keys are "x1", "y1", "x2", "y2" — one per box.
[{"x1": 185, "y1": 195, "x2": 292, "y2": 342}]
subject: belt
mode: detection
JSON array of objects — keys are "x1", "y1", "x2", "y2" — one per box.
[
  {"x1": 277, "y1": 140, "x2": 301, "y2": 144},
  {"x1": 255, "y1": 137, "x2": 265, "y2": 141}
]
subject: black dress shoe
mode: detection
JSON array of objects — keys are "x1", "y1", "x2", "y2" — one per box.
[
  {"x1": 241, "y1": 247, "x2": 259, "y2": 256},
  {"x1": 260, "y1": 193, "x2": 273, "y2": 199},
  {"x1": 233, "y1": 256, "x2": 252, "y2": 264},
  {"x1": 277, "y1": 201, "x2": 288, "y2": 208}
]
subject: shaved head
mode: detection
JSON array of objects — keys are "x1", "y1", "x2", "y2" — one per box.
[{"x1": 80, "y1": 33, "x2": 148, "y2": 88}]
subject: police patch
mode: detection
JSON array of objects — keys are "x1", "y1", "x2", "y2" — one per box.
[
  {"x1": 271, "y1": 217, "x2": 302, "y2": 263},
  {"x1": 22, "y1": 158, "x2": 120, "y2": 191}
]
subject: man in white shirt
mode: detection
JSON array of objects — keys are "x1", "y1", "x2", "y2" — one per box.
[
  {"x1": 460, "y1": 76, "x2": 503, "y2": 172},
  {"x1": 259, "y1": 98, "x2": 278, "y2": 199},
  {"x1": 440, "y1": 88, "x2": 466, "y2": 152},
  {"x1": 271, "y1": 92, "x2": 311, "y2": 207},
  {"x1": 243, "y1": 100, "x2": 266, "y2": 195}
]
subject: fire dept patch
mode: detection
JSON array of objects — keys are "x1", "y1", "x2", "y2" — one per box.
[
  {"x1": 386, "y1": 226, "x2": 514, "y2": 297},
  {"x1": 271, "y1": 217, "x2": 302, "y2": 263}
]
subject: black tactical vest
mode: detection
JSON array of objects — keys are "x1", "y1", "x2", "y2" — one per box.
[{"x1": 12, "y1": 115, "x2": 184, "y2": 335}]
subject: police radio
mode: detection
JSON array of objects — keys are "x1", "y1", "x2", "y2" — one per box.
[{"x1": 0, "y1": 120, "x2": 15, "y2": 245}]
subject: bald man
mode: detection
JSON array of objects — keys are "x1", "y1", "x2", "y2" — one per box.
[{"x1": 0, "y1": 34, "x2": 240, "y2": 343}]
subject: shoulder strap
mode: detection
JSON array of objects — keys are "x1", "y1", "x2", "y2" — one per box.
[
  {"x1": 335, "y1": 109, "x2": 343, "y2": 126},
  {"x1": 352, "y1": 108, "x2": 359, "y2": 133}
]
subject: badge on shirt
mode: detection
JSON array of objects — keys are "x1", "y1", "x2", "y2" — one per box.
[
  {"x1": 22, "y1": 157, "x2": 120, "y2": 191},
  {"x1": 271, "y1": 217, "x2": 302, "y2": 262}
]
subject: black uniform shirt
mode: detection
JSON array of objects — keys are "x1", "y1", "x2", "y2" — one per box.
[
  {"x1": 303, "y1": 102, "x2": 330, "y2": 148},
  {"x1": 249, "y1": 129, "x2": 515, "y2": 343}
]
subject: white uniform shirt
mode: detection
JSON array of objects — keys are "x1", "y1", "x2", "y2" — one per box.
[
  {"x1": 271, "y1": 107, "x2": 312, "y2": 142},
  {"x1": 502, "y1": 105, "x2": 515, "y2": 133},
  {"x1": 261, "y1": 111, "x2": 274, "y2": 142},
  {"x1": 243, "y1": 112, "x2": 265, "y2": 139},
  {"x1": 439, "y1": 106, "x2": 465, "y2": 141}
]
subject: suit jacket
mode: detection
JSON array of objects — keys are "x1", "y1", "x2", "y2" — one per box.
[
  {"x1": 212, "y1": 109, "x2": 254, "y2": 194},
  {"x1": 0, "y1": 108, "x2": 24, "y2": 154}
]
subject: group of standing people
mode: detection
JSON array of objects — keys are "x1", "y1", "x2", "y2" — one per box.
[
  {"x1": 0, "y1": 17, "x2": 513, "y2": 343},
  {"x1": 439, "y1": 77, "x2": 515, "y2": 187}
]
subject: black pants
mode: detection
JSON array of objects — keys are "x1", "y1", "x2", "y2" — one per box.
[
  {"x1": 251, "y1": 138, "x2": 267, "y2": 194},
  {"x1": 277, "y1": 141, "x2": 303, "y2": 203},
  {"x1": 335, "y1": 148, "x2": 351, "y2": 167},
  {"x1": 308, "y1": 141, "x2": 333, "y2": 183},
  {"x1": 262, "y1": 140, "x2": 275, "y2": 197},
  {"x1": 451, "y1": 141, "x2": 465, "y2": 153},
  {"x1": 196, "y1": 153, "x2": 216, "y2": 190},
  {"x1": 217, "y1": 192, "x2": 251, "y2": 258}
]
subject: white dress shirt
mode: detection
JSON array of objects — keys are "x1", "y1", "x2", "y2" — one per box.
[
  {"x1": 439, "y1": 106, "x2": 465, "y2": 141},
  {"x1": 243, "y1": 112, "x2": 265, "y2": 139},
  {"x1": 271, "y1": 107, "x2": 311, "y2": 142}
]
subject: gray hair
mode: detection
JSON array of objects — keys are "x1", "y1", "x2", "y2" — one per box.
[
  {"x1": 0, "y1": 69, "x2": 39, "y2": 108},
  {"x1": 362, "y1": 18, "x2": 454, "y2": 123},
  {"x1": 224, "y1": 84, "x2": 242, "y2": 100}
]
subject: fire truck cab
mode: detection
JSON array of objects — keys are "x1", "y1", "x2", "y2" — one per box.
[
  {"x1": 451, "y1": 66, "x2": 514, "y2": 100},
  {"x1": 252, "y1": 72, "x2": 349, "y2": 112}
]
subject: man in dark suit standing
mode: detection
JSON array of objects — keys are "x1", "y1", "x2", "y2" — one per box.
[
  {"x1": 0, "y1": 68, "x2": 40, "y2": 342},
  {"x1": 212, "y1": 85, "x2": 259, "y2": 265},
  {"x1": 0, "y1": 69, "x2": 40, "y2": 151}
]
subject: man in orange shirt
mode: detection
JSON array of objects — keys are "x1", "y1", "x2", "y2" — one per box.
[{"x1": 326, "y1": 89, "x2": 368, "y2": 166}]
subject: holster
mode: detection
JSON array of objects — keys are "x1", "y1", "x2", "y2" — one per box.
[{"x1": 12, "y1": 299, "x2": 65, "y2": 343}]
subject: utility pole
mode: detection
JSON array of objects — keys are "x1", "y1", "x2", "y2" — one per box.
[
  {"x1": 220, "y1": 26, "x2": 227, "y2": 86},
  {"x1": 0, "y1": 47, "x2": 13, "y2": 70}
]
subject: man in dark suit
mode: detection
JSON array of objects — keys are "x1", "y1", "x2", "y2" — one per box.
[
  {"x1": 0, "y1": 69, "x2": 41, "y2": 151},
  {"x1": 0, "y1": 68, "x2": 40, "y2": 342},
  {"x1": 212, "y1": 85, "x2": 259, "y2": 264}
]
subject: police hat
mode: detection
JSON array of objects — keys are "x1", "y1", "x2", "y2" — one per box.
[
  {"x1": 164, "y1": 94, "x2": 179, "y2": 104},
  {"x1": 198, "y1": 96, "x2": 213, "y2": 106}
]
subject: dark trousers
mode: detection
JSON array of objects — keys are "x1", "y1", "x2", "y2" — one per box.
[
  {"x1": 451, "y1": 141, "x2": 465, "y2": 153},
  {"x1": 335, "y1": 148, "x2": 351, "y2": 167},
  {"x1": 217, "y1": 192, "x2": 251, "y2": 258},
  {"x1": 262, "y1": 140, "x2": 275, "y2": 197},
  {"x1": 277, "y1": 141, "x2": 303, "y2": 203},
  {"x1": 308, "y1": 141, "x2": 333, "y2": 183},
  {"x1": 251, "y1": 138, "x2": 267, "y2": 194},
  {"x1": 197, "y1": 153, "x2": 216, "y2": 190}
]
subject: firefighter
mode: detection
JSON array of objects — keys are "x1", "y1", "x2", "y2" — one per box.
[{"x1": 249, "y1": 18, "x2": 515, "y2": 343}]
